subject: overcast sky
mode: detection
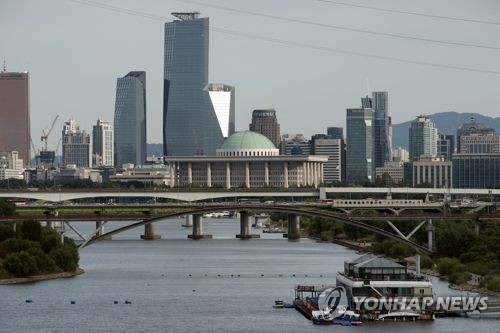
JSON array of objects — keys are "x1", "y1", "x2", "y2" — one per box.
[{"x1": 1, "y1": 0, "x2": 499, "y2": 152}]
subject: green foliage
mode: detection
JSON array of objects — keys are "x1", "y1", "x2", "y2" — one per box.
[
  {"x1": 449, "y1": 271, "x2": 471, "y2": 285},
  {"x1": 435, "y1": 221, "x2": 477, "y2": 258},
  {"x1": 40, "y1": 228, "x2": 61, "y2": 253},
  {"x1": 50, "y1": 244, "x2": 79, "y2": 272},
  {"x1": 0, "y1": 238, "x2": 40, "y2": 258},
  {"x1": 26, "y1": 247, "x2": 58, "y2": 273},
  {"x1": 0, "y1": 224, "x2": 15, "y2": 242},
  {"x1": 437, "y1": 257, "x2": 466, "y2": 276},
  {"x1": 0, "y1": 199, "x2": 16, "y2": 216},
  {"x1": 420, "y1": 255, "x2": 434, "y2": 269},
  {"x1": 19, "y1": 220, "x2": 43, "y2": 242},
  {"x1": 3, "y1": 251, "x2": 39, "y2": 277}
]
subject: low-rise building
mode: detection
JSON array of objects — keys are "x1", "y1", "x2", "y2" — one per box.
[
  {"x1": 165, "y1": 131, "x2": 328, "y2": 189},
  {"x1": 0, "y1": 151, "x2": 24, "y2": 180},
  {"x1": 412, "y1": 156, "x2": 452, "y2": 188},
  {"x1": 375, "y1": 161, "x2": 404, "y2": 184},
  {"x1": 110, "y1": 166, "x2": 170, "y2": 187},
  {"x1": 453, "y1": 153, "x2": 500, "y2": 188}
]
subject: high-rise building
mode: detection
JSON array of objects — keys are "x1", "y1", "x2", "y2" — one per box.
[
  {"x1": 437, "y1": 134, "x2": 455, "y2": 160},
  {"x1": 163, "y1": 12, "x2": 224, "y2": 156},
  {"x1": 372, "y1": 92, "x2": 391, "y2": 168},
  {"x1": 114, "y1": 71, "x2": 146, "y2": 167},
  {"x1": 0, "y1": 70, "x2": 30, "y2": 166},
  {"x1": 456, "y1": 117, "x2": 495, "y2": 154},
  {"x1": 311, "y1": 135, "x2": 342, "y2": 183},
  {"x1": 408, "y1": 115, "x2": 438, "y2": 161},
  {"x1": 327, "y1": 127, "x2": 344, "y2": 140},
  {"x1": 92, "y1": 119, "x2": 114, "y2": 167},
  {"x1": 280, "y1": 134, "x2": 311, "y2": 156},
  {"x1": 205, "y1": 83, "x2": 235, "y2": 138},
  {"x1": 249, "y1": 109, "x2": 281, "y2": 148},
  {"x1": 346, "y1": 108, "x2": 375, "y2": 183},
  {"x1": 0, "y1": 151, "x2": 24, "y2": 180},
  {"x1": 62, "y1": 119, "x2": 91, "y2": 168},
  {"x1": 392, "y1": 147, "x2": 409, "y2": 163}
]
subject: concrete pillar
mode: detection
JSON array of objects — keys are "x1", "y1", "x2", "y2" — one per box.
[
  {"x1": 302, "y1": 162, "x2": 307, "y2": 187},
  {"x1": 170, "y1": 163, "x2": 175, "y2": 188},
  {"x1": 95, "y1": 221, "x2": 111, "y2": 240},
  {"x1": 236, "y1": 211, "x2": 260, "y2": 239},
  {"x1": 188, "y1": 214, "x2": 212, "y2": 240},
  {"x1": 284, "y1": 214, "x2": 300, "y2": 240},
  {"x1": 426, "y1": 219, "x2": 434, "y2": 251},
  {"x1": 245, "y1": 162, "x2": 250, "y2": 188},
  {"x1": 187, "y1": 162, "x2": 192, "y2": 185},
  {"x1": 284, "y1": 162, "x2": 289, "y2": 189},
  {"x1": 207, "y1": 162, "x2": 212, "y2": 188},
  {"x1": 264, "y1": 162, "x2": 269, "y2": 186},
  {"x1": 320, "y1": 163, "x2": 324, "y2": 185},
  {"x1": 225, "y1": 162, "x2": 231, "y2": 189},
  {"x1": 313, "y1": 163, "x2": 318, "y2": 188},
  {"x1": 141, "y1": 222, "x2": 161, "y2": 240},
  {"x1": 182, "y1": 214, "x2": 193, "y2": 227}
]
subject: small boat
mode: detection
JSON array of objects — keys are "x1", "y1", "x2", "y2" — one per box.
[
  {"x1": 377, "y1": 311, "x2": 420, "y2": 321},
  {"x1": 273, "y1": 300, "x2": 284, "y2": 308}
]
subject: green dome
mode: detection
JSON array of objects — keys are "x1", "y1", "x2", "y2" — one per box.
[{"x1": 220, "y1": 131, "x2": 276, "y2": 150}]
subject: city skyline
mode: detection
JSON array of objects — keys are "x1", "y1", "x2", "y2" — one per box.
[{"x1": 2, "y1": 0, "x2": 499, "y2": 153}]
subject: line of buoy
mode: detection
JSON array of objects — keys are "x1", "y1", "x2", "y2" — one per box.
[{"x1": 183, "y1": 273, "x2": 330, "y2": 278}]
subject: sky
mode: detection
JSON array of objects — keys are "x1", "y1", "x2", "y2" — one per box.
[{"x1": 1, "y1": 0, "x2": 499, "y2": 153}]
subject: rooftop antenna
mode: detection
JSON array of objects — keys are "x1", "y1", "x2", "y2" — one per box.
[{"x1": 2, "y1": 60, "x2": 5, "y2": 72}]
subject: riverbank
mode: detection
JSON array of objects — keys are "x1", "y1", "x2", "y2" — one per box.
[{"x1": 0, "y1": 267, "x2": 84, "y2": 285}]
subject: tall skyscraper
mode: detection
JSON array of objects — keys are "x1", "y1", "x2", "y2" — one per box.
[
  {"x1": 346, "y1": 108, "x2": 375, "y2": 183},
  {"x1": 249, "y1": 109, "x2": 281, "y2": 148},
  {"x1": 408, "y1": 115, "x2": 438, "y2": 161},
  {"x1": 205, "y1": 83, "x2": 235, "y2": 138},
  {"x1": 114, "y1": 71, "x2": 146, "y2": 167},
  {"x1": 0, "y1": 70, "x2": 30, "y2": 166},
  {"x1": 372, "y1": 92, "x2": 391, "y2": 168},
  {"x1": 92, "y1": 119, "x2": 114, "y2": 167},
  {"x1": 163, "y1": 12, "x2": 224, "y2": 156},
  {"x1": 62, "y1": 119, "x2": 91, "y2": 168}
]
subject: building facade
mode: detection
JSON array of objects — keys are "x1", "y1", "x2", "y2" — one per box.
[
  {"x1": 280, "y1": 134, "x2": 311, "y2": 156},
  {"x1": 409, "y1": 115, "x2": 438, "y2": 161},
  {"x1": 346, "y1": 108, "x2": 374, "y2": 183},
  {"x1": 249, "y1": 109, "x2": 281, "y2": 148},
  {"x1": 459, "y1": 133, "x2": 500, "y2": 154},
  {"x1": 92, "y1": 119, "x2": 114, "y2": 167},
  {"x1": 205, "y1": 83, "x2": 235, "y2": 138},
  {"x1": 375, "y1": 161, "x2": 404, "y2": 184},
  {"x1": 372, "y1": 92, "x2": 391, "y2": 168},
  {"x1": 62, "y1": 120, "x2": 91, "y2": 168},
  {"x1": 311, "y1": 135, "x2": 342, "y2": 184},
  {"x1": 0, "y1": 71, "x2": 30, "y2": 165},
  {"x1": 163, "y1": 12, "x2": 224, "y2": 156},
  {"x1": 437, "y1": 134, "x2": 455, "y2": 161},
  {"x1": 392, "y1": 147, "x2": 409, "y2": 163},
  {"x1": 114, "y1": 71, "x2": 147, "y2": 167},
  {"x1": 453, "y1": 154, "x2": 500, "y2": 188},
  {"x1": 0, "y1": 151, "x2": 24, "y2": 180},
  {"x1": 412, "y1": 156, "x2": 452, "y2": 188},
  {"x1": 165, "y1": 131, "x2": 328, "y2": 189},
  {"x1": 456, "y1": 117, "x2": 495, "y2": 154}
]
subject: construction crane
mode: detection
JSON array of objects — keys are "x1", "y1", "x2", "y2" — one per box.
[{"x1": 41, "y1": 115, "x2": 59, "y2": 151}]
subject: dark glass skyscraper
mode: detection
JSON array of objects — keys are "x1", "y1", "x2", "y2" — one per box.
[
  {"x1": 249, "y1": 109, "x2": 281, "y2": 148},
  {"x1": 163, "y1": 12, "x2": 224, "y2": 156},
  {"x1": 114, "y1": 71, "x2": 146, "y2": 167},
  {"x1": 346, "y1": 108, "x2": 375, "y2": 183}
]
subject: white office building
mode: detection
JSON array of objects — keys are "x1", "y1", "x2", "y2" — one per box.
[{"x1": 205, "y1": 83, "x2": 235, "y2": 138}]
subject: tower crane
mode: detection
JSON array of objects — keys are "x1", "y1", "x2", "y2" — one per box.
[{"x1": 41, "y1": 115, "x2": 59, "y2": 151}]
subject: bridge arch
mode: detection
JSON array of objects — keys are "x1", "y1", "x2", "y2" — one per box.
[{"x1": 82, "y1": 205, "x2": 431, "y2": 254}]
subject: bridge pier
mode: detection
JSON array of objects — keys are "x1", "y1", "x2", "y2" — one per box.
[
  {"x1": 188, "y1": 214, "x2": 212, "y2": 240},
  {"x1": 283, "y1": 214, "x2": 300, "y2": 240},
  {"x1": 236, "y1": 211, "x2": 260, "y2": 239},
  {"x1": 141, "y1": 222, "x2": 161, "y2": 240},
  {"x1": 96, "y1": 221, "x2": 111, "y2": 240},
  {"x1": 182, "y1": 215, "x2": 193, "y2": 227},
  {"x1": 426, "y1": 219, "x2": 434, "y2": 252}
]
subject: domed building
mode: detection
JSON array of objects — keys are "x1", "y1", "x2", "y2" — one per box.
[{"x1": 164, "y1": 131, "x2": 328, "y2": 189}]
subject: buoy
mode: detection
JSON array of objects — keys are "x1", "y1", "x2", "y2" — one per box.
[
  {"x1": 261, "y1": 274, "x2": 264, "y2": 277},
  {"x1": 292, "y1": 274, "x2": 295, "y2": 277},
  {"x1": 204, "y1": 274, "x2": 208, "y2": 277},
  {"x1": 217, "y1": 274, "x2": 221, "y2": 277},
  {"x1": 70, "y1": 300, "x2": 76, "y2": 304},
  {"x1": 125, "y1": 300, "x2": 132, "y2": 304},
  {"x1": 192, "y1": 289, "x2": 196, "y2": 292},
  {"x1": 305, "y1": 274, "x2": 308, "y2": 277},
  {"x1": 114, "y1": 301, "x2": 118, "y2": 304},
  {"x1": 25, "y1": 299, "x2": 33, "y2": 303}
]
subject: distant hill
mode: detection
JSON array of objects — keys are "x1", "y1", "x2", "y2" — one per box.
[
  {"x1": 392, "y1": 112, "x2": 500, "y2": 149},
  {"x1": 147, "y1": 143, "x2": 163, "y2": 157}
]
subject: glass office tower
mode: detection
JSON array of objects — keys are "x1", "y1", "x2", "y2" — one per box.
[
  {"x1": 408, "y1": 115, "x2": 438, "y2": 161},
  {"x1": 163, "y1": 12, "x2": 224, "y2": 156},
  {"x1": 114, "y1": 71, "x2": 146, "y2": 167},
  {"x1": 346, "y1": 108, "x2": 375, "y2": 183}
]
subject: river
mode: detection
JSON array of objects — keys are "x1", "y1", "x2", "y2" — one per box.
[{"x1": 0, "y1": 218, "x2": 498, "y2": 332}]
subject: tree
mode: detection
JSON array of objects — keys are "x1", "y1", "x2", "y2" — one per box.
[
  {"x1": 0, "y1": 199, "x2": 16, "y2": 216},
  {"x1": 50, "y1": 244, "x2": 79, "y2": 272},
  {"x1": 19, "y1": 220, "x2": 42, "y2": 242},
  {"x1": 3, "y1": 251, "x2": 39, "y2": 277},
  {"x1": 0, "y1": 224, "x2": 15, "y2": 242}
]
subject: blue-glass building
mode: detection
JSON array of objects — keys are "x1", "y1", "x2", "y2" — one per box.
[
  {"x1": 114, "y1": 71, "x2": 146, "y2": 167},
  {"x1": 163, "y1": 12, "x2": 224, "y2": 156}
]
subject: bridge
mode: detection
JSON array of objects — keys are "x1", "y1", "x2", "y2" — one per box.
[
  {"x1": 5, "y1": 201, "x2": 498, "y2": 254},
  {"x1": 0, "y1": 187, "x2": 498, "y2": 202}
]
